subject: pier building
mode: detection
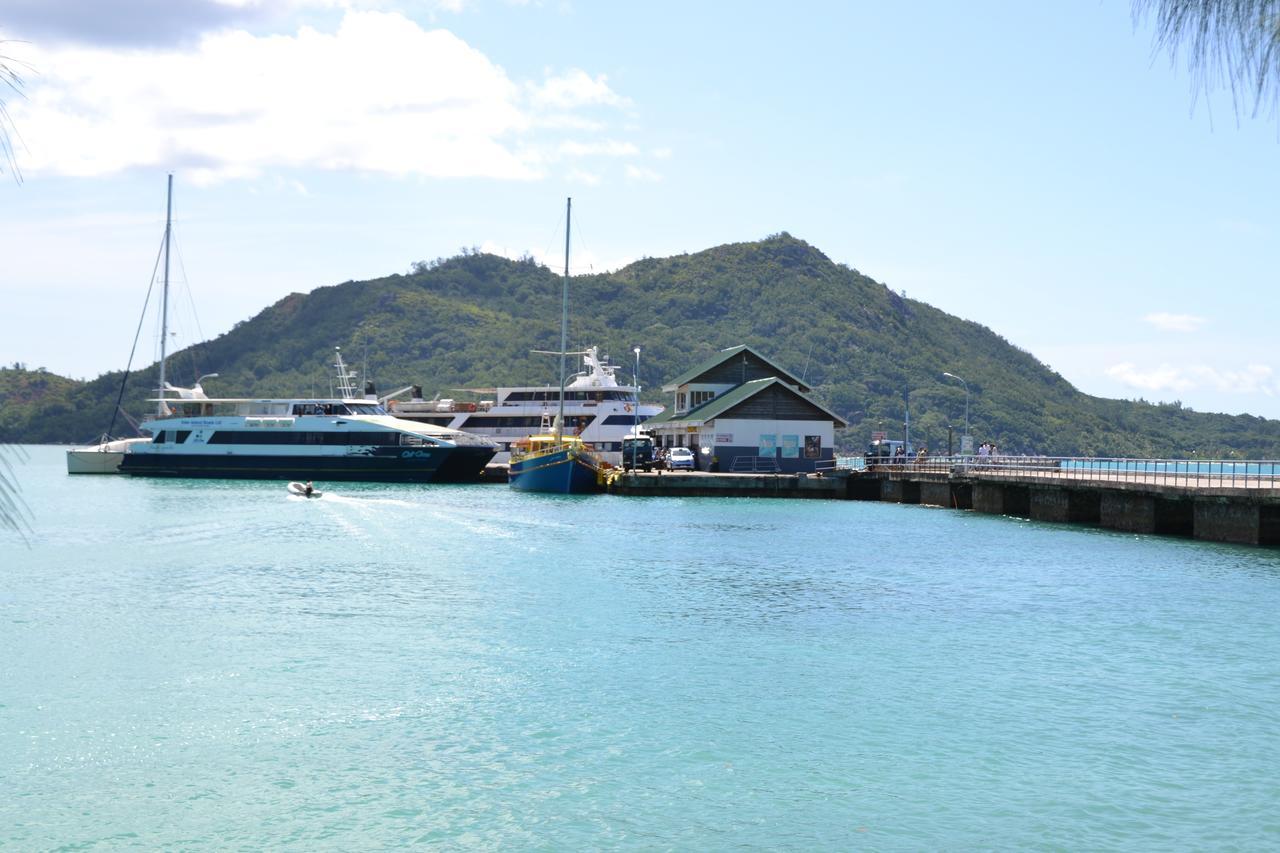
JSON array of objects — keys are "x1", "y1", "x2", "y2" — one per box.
[{"x1": 643, "y1": 345, "x2": 847, "y2": 473}]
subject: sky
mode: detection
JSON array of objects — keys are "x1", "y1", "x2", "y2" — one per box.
[{"x1": 1, "y1": 1, "x2": 1278, "y2": 418}]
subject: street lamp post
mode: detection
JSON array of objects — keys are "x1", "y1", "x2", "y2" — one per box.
[
  {"x1": 942, "y1": 372, "x2": 969, "y2": 454},
  {"x1": 632, "y1": 346, "x2": 641, "y2": 470}
]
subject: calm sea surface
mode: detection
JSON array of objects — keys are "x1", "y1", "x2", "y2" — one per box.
[{"x1": 3, "y1": 445, "x2": 1280, "y2": 850}]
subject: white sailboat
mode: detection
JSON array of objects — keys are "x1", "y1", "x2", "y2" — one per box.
[{"x1": 67, "y1": 174, "x2": 180, "y2": 474}]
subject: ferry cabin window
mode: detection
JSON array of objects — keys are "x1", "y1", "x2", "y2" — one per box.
[
  {"x1": 503, "y1": 390, "x2": 635, "y2": 403},
  {"x1": 293, "y1": 403, "x2": 356, "y2": 416},
  {"x1": 207, "y1": 431, "x2": 402, "y2": 445}
]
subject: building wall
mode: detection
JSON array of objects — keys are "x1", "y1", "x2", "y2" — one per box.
[{"x1": 651, "y1": 416, "x2": 835, "y2": 472}]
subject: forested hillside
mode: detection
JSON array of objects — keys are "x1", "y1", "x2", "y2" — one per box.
[{"x1": 5, "y1": 234, "x2": 1279, "y2": 457}]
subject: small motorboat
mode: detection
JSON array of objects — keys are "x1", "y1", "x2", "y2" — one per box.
[{"x1": 288, "y1": 481, "x2": 323, "y2": 498}]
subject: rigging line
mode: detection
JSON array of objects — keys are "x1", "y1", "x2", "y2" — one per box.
[
  {"x1": 568, "y1": 214, "x2": 597, "y2": 277},
  {"x1": 169, "y1": 227, "x2": 207, "y2": 382},
  {"x1": 539, "y1": 206, "x2": 566, "y2": 276},
  {"x1": 170, "y1": 228, "x2": 205, "y2": 343},
  {"x1": 104, "y1": 234, "x2": 166, "y2": 441}
]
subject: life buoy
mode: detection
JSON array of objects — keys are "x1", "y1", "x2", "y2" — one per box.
[{"x1": 623, "y1": 403, "x2": 633, "y2": 413}]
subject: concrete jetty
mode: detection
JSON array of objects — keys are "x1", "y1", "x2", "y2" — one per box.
[
  {"x1": 609, "y1": 470, "x2": 844, "y2": 499},
  {"x1": 605, "y1": 456, "x2": 1280, "y2": 547},
  {"x1": 854, "y1": 457, "x2": 1280, "y2": 547}
]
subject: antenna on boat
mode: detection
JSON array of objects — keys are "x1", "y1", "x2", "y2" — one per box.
[
  {"x1": 157, "y1": 173, "x2": 173, "y2": 416},
  {"x1": 555, "y1": 197, "x2": 570, "y2": 444},
  {"x1": 334, "y1": 347, "x2": 359, "y2": 399}
]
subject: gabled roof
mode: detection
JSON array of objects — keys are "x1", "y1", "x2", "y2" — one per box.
[
  {"x1": 660, "y1": 344, "x2": 808, "y2": 392},
  {"x1": 645, "y1": 377, "x2": 848, "y2": 428}
]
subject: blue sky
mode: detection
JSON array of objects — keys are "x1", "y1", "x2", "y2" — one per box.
[{"x1": 2, "y1": 1, "x2": 1278, "y2": 418}]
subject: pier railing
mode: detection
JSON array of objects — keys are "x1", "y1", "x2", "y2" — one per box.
[{"x1": 840, "y1": 455, "x2": 1280, "y2": 490}]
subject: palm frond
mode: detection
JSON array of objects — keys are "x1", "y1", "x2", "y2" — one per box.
[
  {"x1": 1135, "y1": 0, "x2": 1280, "y2": 117},
  {"x1": 0, "y1": 444, "x2": 33, "y2": 547},
  {"x1": 0, "y1": 37, "x2": 30, "y2": 182}
]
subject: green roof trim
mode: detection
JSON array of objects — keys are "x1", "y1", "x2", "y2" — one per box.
[
  {"x1": 659, "y1": 344, "x2": 807, "y2": 391},
  {"x1": 646, "y1": 377, "x2": 848, "y2": 428}
]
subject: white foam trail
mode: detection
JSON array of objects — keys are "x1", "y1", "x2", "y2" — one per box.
[{"x1": 322, "y1": 494, "x2": 415, "y2": 509}]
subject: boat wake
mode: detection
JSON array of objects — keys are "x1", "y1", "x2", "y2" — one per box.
[{"x1": 321, "y1": 494, "x2": 415, "y2": 509}]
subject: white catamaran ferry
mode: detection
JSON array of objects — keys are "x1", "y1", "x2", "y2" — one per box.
[
  {"x1": 386, "y1": 346, "x2": 663, "y2": 466},
  {"x1": 119, "y1": 353, "x2": 498, "y2": 483}
]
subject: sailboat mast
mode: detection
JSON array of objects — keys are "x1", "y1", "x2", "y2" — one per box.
[
  {"x1": 158, "y1": 173, "x2": 173, "y2": 415},
  {"x1": 556, "y1": 197, "x2": 570, "y2": 443}
]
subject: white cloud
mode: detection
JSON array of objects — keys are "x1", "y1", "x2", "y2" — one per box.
[
  {"x1": 529, "y1": 68, "x2": 626, "y2": 109},
  {"x1": 558, "y1": 140, "x2": 639, "y2": 158},
  {"x1": 1143, "y1": 312, "x2": 1206, "y2": 332},
  {"x1": 624, "y1": 164, "x2": 662, "y2": 182},
  {"x1": 9, "y1": 11, "x2": 633, "y2": 182},
  {"x1": 1106, "y1": 362, "x2": 1277, "y2": 396},
  {"x1": 566, "y1": 168, "x2": 601, "y2": 186}
]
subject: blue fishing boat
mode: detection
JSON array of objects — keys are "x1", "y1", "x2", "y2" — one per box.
[
  {"x1": 508, "y1": 198, "x2": 607, "y2": 494},
  {"x1": 507, "y1": 432, "x2": 603, "y2": 493}
]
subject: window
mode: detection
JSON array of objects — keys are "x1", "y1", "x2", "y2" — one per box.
[
  {"x1": 207, "y1": 430, "x2": 402, "y2": 446},
  {"x1": 689, "y1": 390, "x2": 715, "y2": 408}
]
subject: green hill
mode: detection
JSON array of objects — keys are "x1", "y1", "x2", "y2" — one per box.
[{"x1": 5, "y1": 234, "x2": 1279, "y2": 457}]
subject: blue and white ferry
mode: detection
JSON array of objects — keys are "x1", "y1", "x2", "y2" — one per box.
[{"x1": 119, "y1": 354, "x2": 497, "y2": 483}]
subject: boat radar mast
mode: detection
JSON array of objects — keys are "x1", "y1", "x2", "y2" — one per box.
[{"x1": 333, "y1": 347, "x2": 359, "y2": 399}]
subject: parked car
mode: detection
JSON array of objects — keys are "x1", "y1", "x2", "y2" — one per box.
[
  {"x1": 864, "y1": 439, "x2": 912, "y2": 465},
  {"x1": 668, "y1": 447, "x2": 696, "y2": 470},
  {"x1": 621, "y1": 435, "x2": 654, "y2": 472}
]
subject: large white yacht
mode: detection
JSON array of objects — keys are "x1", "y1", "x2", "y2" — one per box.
[
  {"x1": 119, "y1": 354, "x2": 497, "y2": 483},
  {"x1": 386, "y1": 346, "x2": 663, "y2": 466}
]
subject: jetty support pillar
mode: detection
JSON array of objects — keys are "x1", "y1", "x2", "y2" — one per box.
[
  {"x1": 1194, "y1": 500, "x2": 1261, "y2": 545},
  {"x1": 972, "y1": 483, "x2": 1030, "y2": 518},
  {"x1": 1028, "y1": 487, "x2": 1098, "y2": 524},
  {"x1": 1100, "y1": 491, "x2": 1156, "y2": 534}
]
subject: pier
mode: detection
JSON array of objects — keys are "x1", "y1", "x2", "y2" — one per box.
[{"x1": 606, "y1": 456, "x2": 1280, "y2": 547}]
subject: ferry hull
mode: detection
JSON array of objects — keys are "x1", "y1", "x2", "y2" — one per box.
[
  {"x1": 118, "y1": 445, "x2": 495, "y2": 483},
  {"x1": 508, "y1": 447, "x2": 603, "y2": 494}
]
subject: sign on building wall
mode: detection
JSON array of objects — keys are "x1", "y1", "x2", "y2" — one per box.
[
  {"x1": 715, "y1": 433, "x2": 734, "y2": 444},
  {"x1": 805, "y1": 435, "x2": 821, "y2": 459},
  {"x1": 781, "y1": 435, "x2": 799, "y2": 458},
  {"x1": 758, "y1": 434, "x2": 776, "y2": 457}
]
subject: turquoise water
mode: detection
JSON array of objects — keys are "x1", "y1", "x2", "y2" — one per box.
[{"x1": 4, "y1": 445, "x2": 1280, "y2": 850}]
